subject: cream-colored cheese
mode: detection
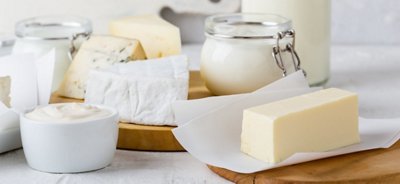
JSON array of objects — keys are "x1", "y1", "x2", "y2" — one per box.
[
  {"x1": 84, "y1": 55, "x2": 189, "y2": 126},
  {"x1": 58, "y1": 35, "x2": 146, "y2": 99},
  {"x1": 109, "y1": 15, "x2": 181, "y2": 59},
  {"x1": 241, "y1": 88, "x2": 360, "y2": 163},
  {"x1": 0, "y1": 76, "x2": 11, "y2": 107}
]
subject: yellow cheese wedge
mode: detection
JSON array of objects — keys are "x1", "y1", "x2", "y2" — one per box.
[
  {"x1": 109, "y1": 15, "x2": 181, "y2": 59},
  {"x1": 0, "y1": 76, "x2": 11, "y2": 107},
  {"x1": 241, "y1": 88, "x2": 360, "y2": 163}
]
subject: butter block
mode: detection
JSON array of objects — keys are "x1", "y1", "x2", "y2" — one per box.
[
  {"x1": 0, "y1": 76, "x2": 11, "y2": 107},
  {"x1": 84, "y1": 55, "x2": 189, "y2": 126},
  {"x1": 109, "y1": 15, "x2": 181, "y2": 59},
  {"x1": 58, "y1": 35, "x2": 146, "y2": 99},
  {"x1": 241, "y1": 88, "x2": 360, "y2": 163}
]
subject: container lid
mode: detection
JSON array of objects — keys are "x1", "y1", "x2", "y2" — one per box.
[
  {"x1": 205, "y1": 13, "x2": 292, "y2": 39},
  {"x1": 15, "y1": 15, "x2": 92, "y2": 40}
]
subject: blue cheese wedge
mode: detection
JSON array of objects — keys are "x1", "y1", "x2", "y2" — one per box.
[
  {"x1": 84, "y1": 55, "x2": 189, "y2": 126},
  {"x1": 0, "y1": 76, "x2": 11, "y2": 107},
  {"x1": 58, "y1": 35, "x2": 146, "y2": 99},
  {"x1": 241, "y1": 88, "x2": 360, "y2": 163}
]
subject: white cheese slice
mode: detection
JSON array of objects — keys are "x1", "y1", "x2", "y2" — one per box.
[
  {"x1": 0, "y1": 76, "x2": 11, "y2": 107},
  {"x1": 58, "y1": 35, "x2": 146, "y2": 99},
  {"x1": 110, "y1": 15, "x2": 181, "y2": 59},
  {"x1": 241, "y1": 88, "x2": 360, "y2": 163},
  {"x1": 85, "y1": 55, "x2": 189, "y2": 126}
]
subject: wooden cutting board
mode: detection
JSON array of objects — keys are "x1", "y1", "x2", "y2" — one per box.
[
  {"x1": 208, "y1": 141, "x2": 400, "y2": 183},
  {"x1": 50, "y1": 71, "x2": 212, "y2": 151}
]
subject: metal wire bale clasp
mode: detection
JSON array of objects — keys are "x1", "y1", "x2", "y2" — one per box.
[{"x1": 272, "y1": 29, "x2": 306, "y2": 77}]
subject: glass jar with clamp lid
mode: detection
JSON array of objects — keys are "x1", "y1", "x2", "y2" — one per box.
[{"x1": 201, "y1": 13, "x2": 305, "y2": 95}]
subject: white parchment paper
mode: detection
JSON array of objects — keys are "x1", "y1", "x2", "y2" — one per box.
[
  {"x1": 172, "y1": 71, "x2": 400, "y2": 173},
  {"x1": 0, "y1": 50, "x2": 55, "y2": 153},
  {"x1": 0, "y1": 54, "x2": 38, "y2": 112}
]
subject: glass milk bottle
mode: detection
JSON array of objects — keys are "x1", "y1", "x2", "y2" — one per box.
[
  {"x1": 13, "y1": 16, "x2": 92, "y2": 91},
  {"x1": 242, "y1": 0, "x2": 330, "y2": 86},
  {"x1": 201, "y1": 13, "x2": 304, "y2": 95}
]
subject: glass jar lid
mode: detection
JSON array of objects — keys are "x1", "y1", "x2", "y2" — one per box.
[
  {"x1": 205, "y1": 13, "x2": 292, "y2": 39},
  {"x1": 15, "y1": 15, "x2": 92, "y2": 40}
]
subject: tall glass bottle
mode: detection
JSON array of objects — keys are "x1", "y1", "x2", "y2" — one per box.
[{"x1": 242, "y1": 0, "x2": 331, "y2": 86}]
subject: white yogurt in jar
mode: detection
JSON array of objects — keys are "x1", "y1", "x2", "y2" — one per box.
[
  {"x1": 25, "y1": 103, "x2": 111, "y2": 123},
  {"x1": 201, "y1": 14, "x2": 296, "y2": 95},
  {"x1": 13, "y1": 16, "x2": 92, "y2": 92}
]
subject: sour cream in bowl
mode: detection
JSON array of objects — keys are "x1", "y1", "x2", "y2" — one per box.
[{"x1": 20, "y1": 103, "x2": 119, "y2": 173}]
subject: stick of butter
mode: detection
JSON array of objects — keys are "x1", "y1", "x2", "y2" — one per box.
[
  {"x1": 241, "y1": 88, "x2": 360, "y2": 163},
  {"x1": 109, "y1": 15, "x2": 181, "y2": 59}
]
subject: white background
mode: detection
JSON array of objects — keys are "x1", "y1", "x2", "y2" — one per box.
[{"x1": 0, "y1": 0, "x2": 399, "y2": 44}]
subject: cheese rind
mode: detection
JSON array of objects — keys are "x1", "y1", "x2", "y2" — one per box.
[
  {"x1": 58, "y1": 35, "x2": 146, "y2": 99},
  {"x1": 241, "y1": 88, "x2": 360, "y2": 163},
  {"x1": 0, "y1": 76, "x2": 11, "y2": 107},
  {"x1": 109, "y1": 15, "x2": 181, "y2": 59},
  {"x1": 84, "y1": 55, "x2": 189, "y2": 125}
]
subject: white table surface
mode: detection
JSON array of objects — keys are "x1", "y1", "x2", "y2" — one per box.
[{"x1": 1, "y1": 44, "x2": 400, "y2": 184}]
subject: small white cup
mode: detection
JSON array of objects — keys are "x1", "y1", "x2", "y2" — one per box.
[{"x1": 20, "y1": 104, "x2": 119, "y2": 173}]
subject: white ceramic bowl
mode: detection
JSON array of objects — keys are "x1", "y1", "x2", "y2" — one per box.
[{"x1": 20, "y1": 104, "x2": 119, "y2": 173}]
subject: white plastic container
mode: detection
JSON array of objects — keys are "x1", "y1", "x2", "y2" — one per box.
[
  {"x1": 242, "y1": 0, "x2": 331, "y2": 86},
  {"x1": 201, "y1": 13, "x2": 302, "y2": 95},
  {"x1": 12, "y1": 16, "x2": 92, "y2": 91},
  {"x1": 20, "y1": 103, "x2": 118, "y2": 173}
]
